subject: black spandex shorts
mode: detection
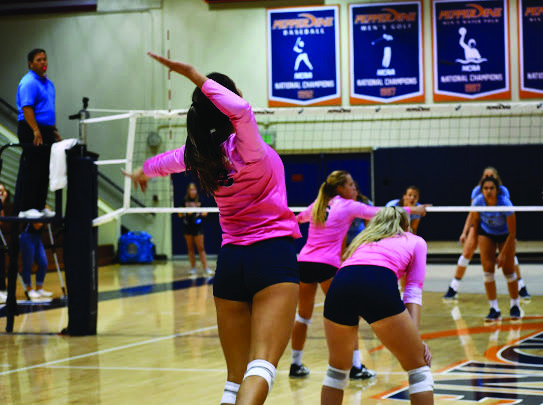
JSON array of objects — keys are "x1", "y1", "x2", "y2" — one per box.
[
  {"x1": 183, "y1": 222, "x2": 204, "y2": 236},
  {"x1": 478, "y1": 226, "x2": 508, "y2": 244},
  {"x1": 213, "y1": 237, "x2": 299, "y2": 302},
  {"x1": 323, "y1": 265, "x2": 406, "y2": 326},
  {"x1": 298, "y1": 261, "x2": 337, "y2": 284}
]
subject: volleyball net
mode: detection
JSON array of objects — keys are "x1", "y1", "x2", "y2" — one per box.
[{"x1": 86, "y1": 101, "x2": 543, "y2": 233}]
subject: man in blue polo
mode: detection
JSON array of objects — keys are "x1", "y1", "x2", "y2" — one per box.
[{"x1": 15, "y1": 48, "x2": 61, "y2": 218}]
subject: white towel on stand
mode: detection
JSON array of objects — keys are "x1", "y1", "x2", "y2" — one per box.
[{"x1": 49, "y1": 138, "x2": 79, "y2": 191}]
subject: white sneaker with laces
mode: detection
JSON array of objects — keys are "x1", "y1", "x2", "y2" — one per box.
[
  {"x1": 36, "y1": 289, "x2": 53, "y2": 297},
  {"x1": 18, "y1": 209, "x2": 44, "y2": 219},
  {"x1": 41, "y1": 208, "x2": 55, "y2": 218},
  {"x1": 28, "y1": 290, "x2": 41, "y2": 299}
]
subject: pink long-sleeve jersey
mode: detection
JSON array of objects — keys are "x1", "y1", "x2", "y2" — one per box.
[
  {"x1": 341, "y1": 232, "x2": 427, "y2": 305},
  {"x1": 143, "y1": 79, "x2": 301, "y2": 246},
  {"x1": 297, "y1": 196, "x2": 380, "y2": 268}
]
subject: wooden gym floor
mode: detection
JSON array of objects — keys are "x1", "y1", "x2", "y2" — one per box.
[{"x1": 1, "y1": 259, "x2": 542, "y2": 404}]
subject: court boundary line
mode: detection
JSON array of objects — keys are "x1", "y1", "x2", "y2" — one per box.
[
  {"x1": 39, "y1": 365, "x2": 543, "y2": 378},
  {"x1": 0, "y1": 324, "x2": 217, "y2": 376}
]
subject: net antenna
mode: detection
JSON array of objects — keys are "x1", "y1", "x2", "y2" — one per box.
[{"x1": 69, "y1": 97, "x2": 90, "y2": 147}]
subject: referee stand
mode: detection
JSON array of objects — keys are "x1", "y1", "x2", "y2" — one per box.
[
  {"x1": 2, "y1": 97, "x2": 99, "y2": 334},
  {"x1": 0, "y1": 142, "x2": 62, "y2": 332}
]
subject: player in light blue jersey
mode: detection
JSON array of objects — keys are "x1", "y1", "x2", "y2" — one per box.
[
  {"x1": 444, "y1": 167, "x2": 530, "y2": 301},
  {"x1": 386, "y1": 186, "x2": 422, "y2": 234},
  {"x1": 471, "y1": 176, "x2": 521, "y2": 322}
]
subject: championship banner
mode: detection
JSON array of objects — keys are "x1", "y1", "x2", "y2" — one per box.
[
  {"x1": 432, "y1": 0, "x2": 510, "y2": 101},
  {"x1": 519, "y1": 0, "x2": 543, "y2": 98},
  {"x1": 267, "y1": 5, "x2": 341, "y2": 107},
  {"x1": 349, "y1": 1, "x2": 424, "y2": 104}
]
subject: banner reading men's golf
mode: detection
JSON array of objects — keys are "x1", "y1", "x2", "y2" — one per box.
[
  {"x1": 349, "y1": 1, "x2": 424, "y2": 104},
  {"x1": 519, "y1": 0, "x2": 543, "y2": 98},
  {"x1": 267, "y1": 6, "x2": 341, "y2": 107},
  {"x1": 432, "y1": 0, "x2": 510, "y2": 101}
]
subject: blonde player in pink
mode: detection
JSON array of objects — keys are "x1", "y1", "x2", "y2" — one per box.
[
  {"x1": 124, "y1": 53, "x2": 301, "y2": 405},
  {"x1": 321, "y1": 207, "x2": 433, "y2": 405},
  {"x1": 289, "y1": 171, "x2": 427, "y2": 380}
]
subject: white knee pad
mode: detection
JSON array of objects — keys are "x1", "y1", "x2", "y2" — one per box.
[
  {"x1": 295, "y1": 313, "x2": 312, "y2": 326},
  {"x1": 514, "y1": 256, "x2": 519, "y2": 266},
  {"x1": 323, "y1": 365, "x2": 350, "y2": 390},
  {"x1": 408, "y1": 365, "x2": 434, "y2": 394},
  {"x1": 483, "y1": 272, "x2": 495, "y2": 283},
  {"x1": 505, "y1": 272, "x2": 518, "y2": 283},
  {"x1": 220, "y1": 381, "x2": 240, "y2": 404},
  {"x1": 457, "y1": 255, "x2": 470, "y2": 267},
  {"x1": 244, "y1": 359, "x2": 276, "y2": 393}
]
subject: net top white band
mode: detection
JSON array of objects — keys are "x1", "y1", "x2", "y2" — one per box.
[
  {"x1": 93, "y1": 205, "x2": 543, "y2": 226},
  {"x1": 81, "y1": 101, "x2": 543, "y2": 124}
]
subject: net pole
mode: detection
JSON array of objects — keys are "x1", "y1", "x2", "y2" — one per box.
[
  {"x1": 167, "y1": 29, "x2": 173, "y2": 140},
  {"x1": 123, "y1": 114, "x2": 137, "y2": 210}
]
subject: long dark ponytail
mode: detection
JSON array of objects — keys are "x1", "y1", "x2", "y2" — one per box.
[{"x1": 184, "y1": 72, "x2": 239, "y2": 195}]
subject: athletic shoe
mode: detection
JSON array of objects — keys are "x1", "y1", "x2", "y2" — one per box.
[
  {"x1": 519, "y1": 287, "x2": 531, "y2": 301},
  {"x1": 204, "y1": 268, "x2": 214, "y2": 276},
  {"x1": 189, "y1": 268, "x2": 198, "y2": 275},
  {"x1": 18, "y1": 209, "x2": 44, "y2": 219},
  {"x1": 27, "y1": 290, "x2": 41, "y2": 300},
  {"x1": 289, "y1": 363, "x2": 310, "y2": 378},
  {"x1": 350, "y1": 365, "x2": 377, "y2": 380},
  {"x1": 509, "y1": 305, "x2": 522, "y2": 321},
  {"x1": 36, "y1": 289, "x2": 53, "y2": 297},
  {"x1": 442, "y1": 287, "x2": 458, "y2": 301},
  {"x1": 0, "y1": 290, "x2": 6, "y2": 304},
  {"x1": 484, "y1": 308, "x2": 501, "y2": 323},
  {"x1": 41, "y1": 208, "x2": 55, "y2": 218}
]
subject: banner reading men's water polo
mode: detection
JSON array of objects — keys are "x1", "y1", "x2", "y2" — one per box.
[
  {"x1": 267, "y1": 6, "x2": 341, "y2": 107},
  {"x1": 519, "y1": 0, "x2": 543, "y2": 98},
  {"x1": 432, "y1": 0, "x2": 510, "y2": 101},
  {"x1": 349, "y1": 2, "x2": 424, "y2": 104}
]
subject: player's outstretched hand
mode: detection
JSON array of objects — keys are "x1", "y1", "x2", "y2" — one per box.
[
  {"x1": 121, "y1": 168, "x2": 149, "y2": 192},
  {"x1": 147, "y1": 52, "x2": 206, "y2": 88},
  {"x1": 410, "y1": 204, "x2": 431, "y2": 217},
  {"x1": 147, "y1": 52, "x2": 190, "y2": 74}
]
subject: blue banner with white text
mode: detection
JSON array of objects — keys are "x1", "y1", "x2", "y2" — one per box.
[
  {"x1": 267, "y1": 6, "x2": 341, "y2": 106},
  {"x1": 349, "y1": 2, "x2": 424, "y2": 104},
  {"x1": 519, "y1": 0, "x2": 543, "y2": 97},
  {"x1": 432, "y1": 0, "x2": 510, "y2": 101}
]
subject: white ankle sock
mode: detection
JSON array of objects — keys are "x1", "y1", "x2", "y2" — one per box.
[
  {"x1": 450, "y1": 278, "x2": 460, "y2": 291},
  {"x1": 352, "y1": 350, "x2": 362, "y2": 369},
  {"x1": 489, "y1": 300, "x2": 499, "y2": 311},
  {"x1": 292, "y1": 350, "x2": 303, "y2": 366}
]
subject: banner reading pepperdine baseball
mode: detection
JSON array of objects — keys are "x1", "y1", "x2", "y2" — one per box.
[
  {"x1": 519, "y1": 0, "x2": 543, "y2": 97},
  {"x1": 349, "y1": 2, "x2": 424, "y2": 104},
  {"x1": 432, "y1": 0, "x2": 510, "y2": 101},
  {"x1": 267, "y1": 5, "x2": 341, "y2": 107}
]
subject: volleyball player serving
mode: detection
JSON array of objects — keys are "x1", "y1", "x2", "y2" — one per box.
[{"x1": 124, "y1": 52, "x2": 301, "y2": 405}]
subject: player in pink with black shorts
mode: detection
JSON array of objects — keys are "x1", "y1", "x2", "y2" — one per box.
[
  {"x1": 124, "y1": 53, "x2": 301, "y2": 405},
  {"x1": 321, "y1": 207, "x2": 433, "y2": 405},
  {"x1": 290, "y1": 171, "x2": 426, "y2": 380}
]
